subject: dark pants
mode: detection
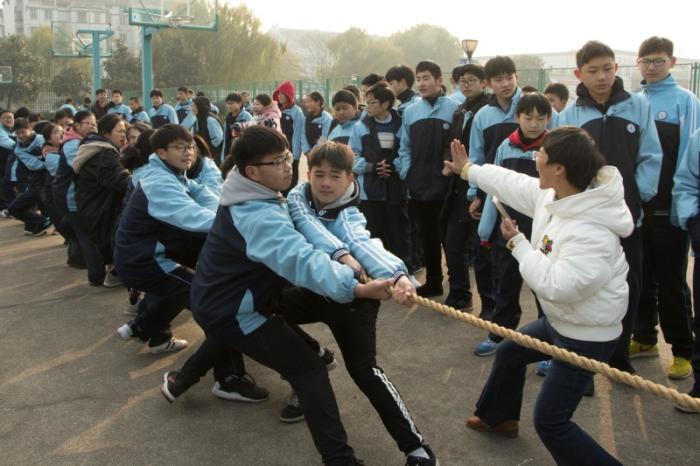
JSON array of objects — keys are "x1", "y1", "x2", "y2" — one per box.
[
  {"x1": 7, "y1": 186, "x2": 48, "y2": 233},
  {"x1": 691, "y1": 241, "x2": 700, "y2": 391},
  {"x1": 488, "y1": 245, "x2": 523, "y2": 342},
  {"x1": 39, "y1": 186, "x2": 71, "y2": 239},
  {"x1": 182, "y1": 315, "x2": 355, "y2": 465},
  {"x1": 409, "y1": 199, "x2": 445, "y2": 287},
  {"x1": 274, "y1": 287, "x2": 425, "y2": 455},
  {"x1": 66, "y1": 212, "x2": 105, "y2": 285},
  {"x1": 474, "y1": 242, "x2": 496, "y2": 314},
  {"x1": 442, "y1": 197, "x2": 473, "y2": 304},
  {"x1": 633, "y1": 215, "x2": 693, "y2": 358},
  {"x1": 359, "y1": 200, "x2": 412, "y2": 271},
  {"x1": 609, "y1": 227, "x2": 643, "y2": 372},
  {"x1": 0, "y1": 175, "x2": 15, "y2": 209},
  {"x1": 475, "y1": 317, "x2": 621, "y2": 466}
]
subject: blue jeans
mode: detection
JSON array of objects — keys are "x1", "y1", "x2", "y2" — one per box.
[{"x1": 474, "y1": 317, "x2": 621, "y2": 466}]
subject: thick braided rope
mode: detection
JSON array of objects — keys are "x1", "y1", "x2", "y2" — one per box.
[{"x1": 409, "y1": 293, "x2": 700, "y2": 412}]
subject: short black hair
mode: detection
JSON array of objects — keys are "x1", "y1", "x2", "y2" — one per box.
[
  {"x1": 331, "y1": 89, "x2": 357, "y2": 107},
  {"x1": 73, "y1": 110, "x2": 93, "y2": 125},
  {"x1": 484, "y1": 56, "x2": 516, "y2": 80},
  {"x1": 361, "y1": 73, "x2": 384, "y2": 87},
  {"x1": 13, "y1": 117, "x2": 31, "y2": 131},
  {"x1": 451, "y1": 66, "x2": 463, "y2": 82},
  {"x1": 121, "y1": 128, "x2": 155, "y2": 171},
  {"x1": 308, "y1": 91, "x2": 324, "y2": 107},
  {"x1": 638, "y1": 36, "x2": 674, "y2": 58},
  {"x1": 28, "y1": 112, "x2": 42, "y2": 123},
  {"x1": 254, "y1": 93, "x2": 272, "y2": 107},
  {"x1": 40, "y1": 122, "x2": 58, "y2": 144},
  {"x1": 95, "y1": 89, "x2": 107, "y2": 95},
  {"x1": 241, "y1": 91, "x2": 250, "y2": 96},
  {"x1": 97, "y1": 113, "x2": 123, "y2": 136},
  {"x1": 225, "y1": 92, "x2": 242, "y2": 103},
  {"x1": 343, "y1": 85, "x2": 361, "y2": 101},
  {"x1": 520, "y1": 86, "x2": 538, "y2": 94},
  {"x1": 14, "y1": 107, "x2": 31, "y2": 119},
  {"x1": 32, "y1": 120, "x2": 51, "y2": 136},
  {"x1": 415, "y1": 60, "x2": 442, "y2": 79},
  {"x1": 365, "y1": 83, "x2": 395, "y2": 107},
  {"x1": 150, "y1": 88, "x2": 164, "y2": 98},
  {"x1": 112, "y1": 90, "x2": 122, "y2": 96},
  {"x1": 308, "y1": 141, "x2": 354, "y2": 173},
  {"x1": 64, "y1": 98, "x2": 73, "y2": 103},
  {"x1": 385, "y1": 65, "x2": 415, "y2": 88},
  {"x1": 150, "y1": 123, "x2": 194, "y2": 152},
  {"x1": 576, "y1": 41, "x2": 615, "y2": 69},
  {"x1": 177, "y1": 86, "x2": 189, "y2": 93},
  {"x1": 0, "y1": 109, "x2": 13, "y2": 117},
  {"x1": 128, "y1": 96, "x2": 140, "y2": 103},
  {"x1": 196, "y1": 91, "x2": 206, "y2": 97},
  {"x1": 459, "y1": 64, "x2": 485, "y2": 81},
  {"x1": 544, "y1": 83, "x2": 569, "y2": 102},
  {"x1": 516, "y1": 92, "x2": 552, "y2": 117},
  {"x1": 542, "y1": 126, "x2": 606, "y2": 191},
  {"x1": 54, "y1": 108, "x2": 73, "y2": 121},
  {"x1": 232, "y1": 126, "x2": 289, "y2": 177}
]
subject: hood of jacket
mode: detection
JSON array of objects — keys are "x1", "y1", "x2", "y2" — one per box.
[
  {"x1": 274, "y1": 81, "x2": 296, "y2": 110},
  {"x1": 508, "y1": 128, "x2": 547, "y2": 152},
  {"x1": 220, "y1": 168, "x2": 284, "y2": 207},
  {"x1": 62, "y1": 126, "x2": 84, "y2": 144},
  {"x1": 73, "y1": 135, "x2": 117, "y2": 174},
  {"x1": 306, "y1": 179, "x2": 360, "y2": 220},
  {"x1": 546, "y1": 165, "x2": 634, "y2": 238},
  {"x1": 261, "y1": 102, "x2": 282, "y2": 120}
]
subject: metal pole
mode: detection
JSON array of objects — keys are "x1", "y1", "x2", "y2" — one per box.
[
  {"x1": 92, "y1": 31, "x2": 101, "y2": 98},
  {"x1": 142, "y1": 28, "x2": 155, "y2": 110}
]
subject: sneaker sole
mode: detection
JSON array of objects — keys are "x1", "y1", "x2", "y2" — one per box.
[
  {"x1": 466, "y1": 421, "x2": 519, "y2": 438},
  {"x1": 474, "y1": 348, "x2": 498, "y2": 357},
  {"x1": 279, "y1": 414, "x2": 306, "y2": 424},
  {"x1": 160, "y1": 372, "x2": 177, "y2": 403},
  {"x1": 668, "y1": 371, "x2": 692, "y2": 380},
  {"x1": 325, "y1": 359, "x2": 338, "y2": 371},
  {"x1": 149, "y1": 341, "x2": 188, "y2": 354},
  {"x1": 116, "y1": 324, "x2": 133, "y2": 340},
  {"x1": 629, "y1": 351, "x2": 659, "y2": 359},
  {"x1": 211, "y1": 381, "x2": 269, "y2": 403},
  {"x1": 674, "y1": 403, "x2": 700, "y2": 414}
]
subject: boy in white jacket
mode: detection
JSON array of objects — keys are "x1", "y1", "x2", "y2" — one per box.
[{"x1": 442, "y1": 126, "x2": 633, "y2": 465}]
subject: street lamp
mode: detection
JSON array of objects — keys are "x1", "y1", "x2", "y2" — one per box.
[{"x1": 462, "y1": 39, "x2": 478, "y2": 64}]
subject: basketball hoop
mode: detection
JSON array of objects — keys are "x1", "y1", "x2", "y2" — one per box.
[{"x1": 168, "y1": 15, "x2": 194, "y2": 28}]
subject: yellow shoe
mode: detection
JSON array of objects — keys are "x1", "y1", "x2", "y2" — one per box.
[
  {"x1": 668, "y1": 357, "x2": 692, "y2": 380},
  {"x1": 629, "y1": 340, "x2": 659, "y2": 359}
]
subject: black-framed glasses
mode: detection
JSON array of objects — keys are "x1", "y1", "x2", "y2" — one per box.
[
  {"x1": 251, "y1": 152, "x2": 293, "y2": 167},
  {"x1": 167, "y1": 143, "x2": 196, "y2": 153},
  {"x1": 638, "y1": 58, "x2": 668, "y2": 67}
]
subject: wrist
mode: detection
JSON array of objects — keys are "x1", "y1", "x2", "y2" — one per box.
[{"x1": 460, "y1": 162, "x2": 472, "y2": 180}]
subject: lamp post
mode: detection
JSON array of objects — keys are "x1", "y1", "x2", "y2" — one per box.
[{"x1": 462, "y1": 39, "x2": 479, "y2": 64}]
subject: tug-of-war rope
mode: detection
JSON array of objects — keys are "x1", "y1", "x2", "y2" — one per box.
[{"x1": 407, "y1": 292, "x2": 700, "y2": 413}]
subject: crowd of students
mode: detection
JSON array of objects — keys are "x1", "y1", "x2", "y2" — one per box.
[{"x1": 0, "y1": 35, "x2": 698, "y2": 465}]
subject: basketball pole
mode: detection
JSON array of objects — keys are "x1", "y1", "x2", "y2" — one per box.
[{"x1": 92, "y1": 31, "x2": 101, "y2": 98}]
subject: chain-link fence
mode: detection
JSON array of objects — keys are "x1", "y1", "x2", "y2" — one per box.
[{"x1": 16, "y1": 63, "x2": 700, "y2": 115}]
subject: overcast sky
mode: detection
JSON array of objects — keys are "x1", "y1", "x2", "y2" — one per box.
[{"x1": 224, "y1": 0, "x2": 699, "y2": 60}]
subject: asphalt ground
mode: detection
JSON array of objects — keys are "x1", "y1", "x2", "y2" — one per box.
[{"x1": 0, "y1": 217, "x2": 698, "y2": 466}]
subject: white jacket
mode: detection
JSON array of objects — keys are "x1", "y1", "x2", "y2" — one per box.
[{"x1": 468, "y1": 164, "x2": 634, "y2": 342}]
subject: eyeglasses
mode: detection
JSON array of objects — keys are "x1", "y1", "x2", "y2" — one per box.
[
  {"x1": 638, "y1": 58, "x2": 668, "y2": 68},
  {"x1": 167, "y1": 144, "x2": 196, "y2": 153},
  {"x1": 251, "y1": 152, "x2": 293, "y2": 168}
]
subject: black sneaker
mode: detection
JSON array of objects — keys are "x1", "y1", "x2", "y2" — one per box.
[
  {"x1": 445, "y1": 296, "x2": 474, "y2": 313},
  {"x1": 320, "y1": 347, "x2": 338, "y2": 371},
  {"x1": 416, "y1": 283, "x2": 443, "y2": 298},
  {"x1": 212, "y1": 373, "x2": 269, "y2": 403},
  {"x1": 406, "y1": 445, "x2": 439, "y2": 466},
  {"x1": 160, "y1": 370, "x2": 190, "y2": 403},
  {"x1": 280, "y1": 391, "x2": 305, "y2": 423}
]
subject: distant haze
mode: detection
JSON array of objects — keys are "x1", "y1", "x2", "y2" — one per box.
[{"x1": 226, "y1": 0, "x2": 699, "y2": 59}]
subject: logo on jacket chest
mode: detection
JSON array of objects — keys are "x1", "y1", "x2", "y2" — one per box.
[
  {"x1": 285, "y1": 115, "x2": 291, "y2": 120},
  {"x1": 626, "y1": 123, "x2": 636, "y2": 134},
  {"x1": 657, "y1": 111, "x2": 668, "y2": 120},
  {"x1": 540, "y1": 235, "x2": 553, "y2": 255}
]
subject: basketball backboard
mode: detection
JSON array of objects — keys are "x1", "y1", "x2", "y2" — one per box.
[
  {"x1": 0, "y1": 66, "x2": 12, "y2": 84},
  {"x1": 128, "y1": 0, "x2": 218, "y2": 30},
  {"x1": 51, "y1": 22, "x2": 113, "y2": 58}
]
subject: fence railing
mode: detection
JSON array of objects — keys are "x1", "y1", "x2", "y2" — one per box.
[{"x1": 16, "y1": 63, "x2": 700, "y2": 115}]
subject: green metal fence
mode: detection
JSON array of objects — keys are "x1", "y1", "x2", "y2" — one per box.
[{"x1": 19, "y1": 64, "x2": 700, "y2": 114}]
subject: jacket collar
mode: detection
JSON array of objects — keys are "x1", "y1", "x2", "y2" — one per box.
[
  {"x1": 575, "y1": 76, "x2": 630, "y2": 113},
  {"x1": 508, "y1": 128, "x2": 547, "y2": 152},
  {"x1": 220, "y1": 168, "x2": 283, "y2": 207},
  {"x1": 304, "y1": 180, "x2": 360, "y2": 220}
]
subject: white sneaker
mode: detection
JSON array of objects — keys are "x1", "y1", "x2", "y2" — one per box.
[
  {"x1": 103, "y1": 270, "x2": 123, "y2": 288},
  {"x1": 149, "y1": 338, "x2": 188, "y2": 354},
  {"x1": 0, "y1": 209, "x2": 10, "y2": 218},
  {"x1": 117, "y1": 322, "x2": 134, "y2": 340}
]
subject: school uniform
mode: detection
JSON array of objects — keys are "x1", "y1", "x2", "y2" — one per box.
[
  {"x1": 558, "y1": 76, "x2": 663, "y2": 371},
  {"x1": 129, "y1": 108, "x2": 151, "y2": 125},
  {"x1": 177, "y1": 168, "x2": 360, "y2": 465},
  {"x1": 274, "y1": 81, "x2": 305, "y2": 189},
  {"x1": 349, "y1": 110, "x2": 411, "y2": 268},
  {"x1": 107, "y1": 103, "x2": 132, "y2": 121},
  {"x1": 327, "y1": 115, "x2": 360, "y2": 145},
  {"x1": 222, "y1": 109, "x2": 252, "y2": 162},
  {"x1": 302, "y1": 110, "x2": 333, "y2": 154},
  {"x1": 193, "y1": 115, "x2": 224, "y2": 159},
  {"x1": 187, "y1": 155, "x2": 223, "y2": 195},
  {"x1": 396, "y1": 89, "x2": 420, "y2": 117},
  {"x1": 0, "y1": 124, "x2": 17, "y2": 209},
  {"x1": 175, "y1": 99, "x2": 193, "y2": 126},
  {"x1": 7, "y1": 133, "x2": 50, "y2": 234},
  {"x1": 148, "y1": 103, "x2": 178, "y2": 129},
  {"x1": 58, "y1": 103, "x2": 77, "y2": 115},
  {"x1": 396, "y1": 92, "x2": 460, "y2": 289},
  {"x1": 632, "y1": 74, "x2": 699, "y2": 359}
]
